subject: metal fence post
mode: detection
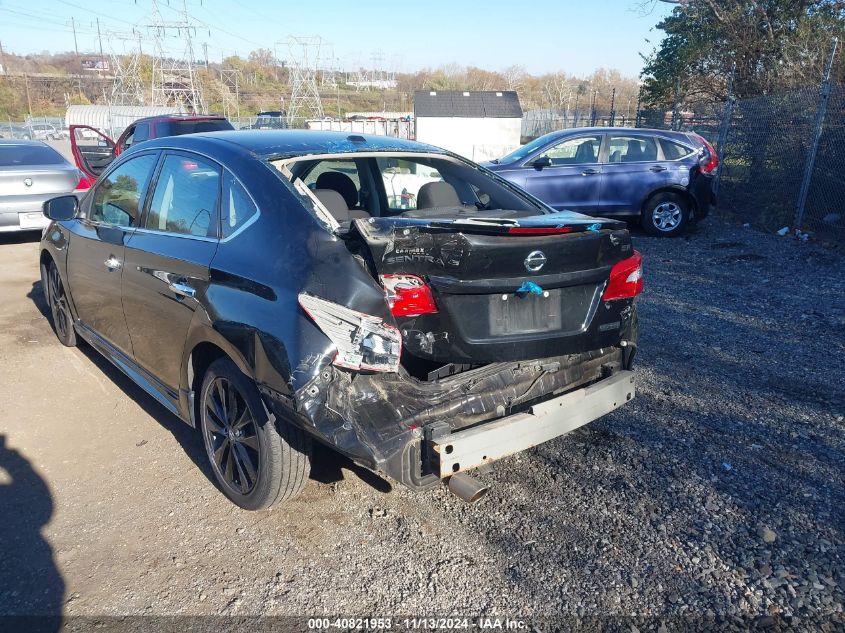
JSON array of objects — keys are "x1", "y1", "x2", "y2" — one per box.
[
  {"x1": 714, "y1": 63, "x2": 736, "y2": 198},
  {"x1": 795, "y1": 37, "x2": 838, "y2": 228},
  {"x1": 713, "y1": 98, "x2": 733, "y2": 198},
  {"x1": 671, "y1": 77, "x2": 680, "y2": 130}
]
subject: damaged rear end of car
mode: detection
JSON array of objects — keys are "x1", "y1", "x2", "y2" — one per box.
[{"x1": 268, "y1": 147, "x2": 642, "y2": 496}]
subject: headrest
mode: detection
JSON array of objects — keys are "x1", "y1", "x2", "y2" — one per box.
[
  {"x1": 313, "y1": 189, "x2": 351, "y2": 221},
  {"x1": 416, "y1": 181, "x2": 461, "y2": 209},
  {"x1": 315, "y1": 171, "x2": 358, "y2": 208}
]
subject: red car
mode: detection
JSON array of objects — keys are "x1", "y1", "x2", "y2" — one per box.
[{"x1": 70, "y1": 114, "x2": 234, "y2": 188}]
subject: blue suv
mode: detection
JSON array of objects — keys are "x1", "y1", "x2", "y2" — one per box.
[{"x1": 485, "y1": 127, "x2": 718, "y2": 236}]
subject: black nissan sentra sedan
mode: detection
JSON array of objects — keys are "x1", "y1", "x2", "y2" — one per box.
[{"x1": 39, "y1": 131, "x2": 641, "y2": 509}]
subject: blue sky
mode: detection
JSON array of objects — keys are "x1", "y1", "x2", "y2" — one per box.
[{"x1": 0, "y1": 0, "x2": 672, "y2": 77}]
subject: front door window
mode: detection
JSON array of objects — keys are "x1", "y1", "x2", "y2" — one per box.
[
  {"x1": 90, "y1": 153, "x2": 158, "y2": 227},
  {"x1": 536, "y1": 135, "x2": 602, "y2": 166}
]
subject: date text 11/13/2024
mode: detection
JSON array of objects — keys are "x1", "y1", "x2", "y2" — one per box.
[{"x1": 306, "y1": 617, "x2": 528, "y2": 630}]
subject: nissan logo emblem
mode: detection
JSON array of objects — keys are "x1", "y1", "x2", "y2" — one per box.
[
  {"x1": 23, "y1": 178, "x2": 33, "y2": 187},
  {"x1": 524, "y1": 250, "x2": 547, "y2": 272}
]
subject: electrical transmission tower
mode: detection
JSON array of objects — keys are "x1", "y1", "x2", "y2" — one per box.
[
  {"x1": 320, "y1": 44, "x2": 339, "y2": 88},
  {"x1": 219, "y1": 68, "x2": 241, "y2": 120},
  {"x1": 147, "y1": 0, "x2": 205, "y2": 113},
  {"x1": 286, "y1": 36, "x2": 324, "y2": 125},
  {"x1": 108, "y1": 31, "x2": 146, "y2": 105}
]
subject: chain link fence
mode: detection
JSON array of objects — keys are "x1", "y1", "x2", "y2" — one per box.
[
  {"x1": 638, "y1": 81, "x2": 845, "y2": 243},
  {"x1": 802, "y1": 82, "x2": 845, "y2": 240},
  {"x1": 1, "y1": 116, "x2": 68, "y2": 140}
]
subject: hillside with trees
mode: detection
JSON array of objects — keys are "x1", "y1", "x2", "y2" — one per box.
[{"x1": 0, "y1": 48, "x2": 639, "y2": 123}]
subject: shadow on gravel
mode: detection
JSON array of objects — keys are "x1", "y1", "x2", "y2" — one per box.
[
  {"x1": 310, "y1": 443, "x2": 393, "y2": 494},
  {"x1": 0, "y1": 434, "x2": 64, "y2": 629},
  {"x1": 28, "y1": 281, "x2": 50, "y2": 319}
]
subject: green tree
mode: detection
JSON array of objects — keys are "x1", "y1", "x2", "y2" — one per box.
[{"x1": 640, "y1": 0, "x2": 845, "y2": 107}]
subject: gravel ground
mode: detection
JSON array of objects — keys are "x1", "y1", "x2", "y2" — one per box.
[{"x1": 0, "y1": 219, "x2": 843, "y2": 629}]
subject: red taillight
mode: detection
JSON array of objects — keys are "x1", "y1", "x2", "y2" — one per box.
[
  {"x1": 602, "y1": 251, "x2": 643, "y2": 301},
  {"x1": 380, "y1": 274, "x2": 438, "y2": 317},
  {"x1": 692, "y1": 133, "x2": 719, "y2": 174},
  {"x1": 75, "y1": 175, "x2": 92, "y2": 190}
]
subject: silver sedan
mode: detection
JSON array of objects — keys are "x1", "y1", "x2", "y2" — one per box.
[{"x1": 0, "y1": 140, "x2": 84, "y2": 233}]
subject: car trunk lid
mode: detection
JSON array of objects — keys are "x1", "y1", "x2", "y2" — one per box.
[
  {"x1": 0, "y1": 163, "x2": 80, "y2": 196},
  {"x1": 352, "y1": 212, "x2": 635, "y2": 364}
]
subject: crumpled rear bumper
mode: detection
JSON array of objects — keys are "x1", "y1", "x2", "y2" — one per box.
[
  {"x1": 430, "y1": 370, "x2": 635, "y2": 478},
  {"x1": 263, "y1": 340, "x2": 637, "y2": 490}
]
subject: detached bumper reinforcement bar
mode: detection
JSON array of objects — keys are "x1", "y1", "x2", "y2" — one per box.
[{"x1": 432, "y1": 370, "x2": 635, "y2": 478}]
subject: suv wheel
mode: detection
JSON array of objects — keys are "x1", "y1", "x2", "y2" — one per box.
[
  {"x1": 641, "y1": 192, "x2": 689, "y2": 237},
  {"x1": 43, "y1": 262, "x2": 77, "y2": 347},
  {"x1": 199, "y1": 357, "x2": 311, "y2": 509}
]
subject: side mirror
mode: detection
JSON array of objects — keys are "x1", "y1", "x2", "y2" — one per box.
[
  {"x1": 532, "y1": 156, "x2": 552, "y2": 170},
  {"x1": 43, "y1": 195, "x2": 78, "y2": 221},
  {"x1": 97, "y1": 140, "x2": 109, "y2": 147}
]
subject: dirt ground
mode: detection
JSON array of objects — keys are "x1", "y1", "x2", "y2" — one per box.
[{"x1": 0, "y1": 222, "x2": 843, "y2": 628}]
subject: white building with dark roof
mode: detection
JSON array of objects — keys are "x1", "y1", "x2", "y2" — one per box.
[{"x1": 413, "y1": 90, "x2": 523, "y2": 162}]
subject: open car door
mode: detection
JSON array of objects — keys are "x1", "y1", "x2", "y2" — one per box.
[{"x1": 70, "y1": 125, "x2": 116, "y2": 182}]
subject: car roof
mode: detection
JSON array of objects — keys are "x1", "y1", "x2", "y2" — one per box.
[
  {"x1": 132, "y1": 114, "x2": 230, "y2": 125},
  {"x1": 136, "y1": 130, "x2": 448, "y2": 159},
  {"x1": 542, "y1": 126, "x2": 692, "y2": 141}
]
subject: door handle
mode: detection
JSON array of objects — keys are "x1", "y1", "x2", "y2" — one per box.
[
  {"x1": 104, "y1": 256, "x2": 122, "y2": 271},
  {"x1": 581, "y1": 168, "x2": 599, "y2": 176},
  {"x1": 649, "y1": 165, "x2": 668, "y2": 172},
  {"x1": 168, "y1": 280, "x2": 196, "y2": 299}
]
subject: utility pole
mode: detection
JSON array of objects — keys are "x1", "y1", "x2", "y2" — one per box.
[
  {"x1": 96, "y1": 18, "x2": 105, "y2": 76},
  {"x1": 71, "y1": 18, "x2": 79, "y2": 58},
  {"x1": 203, "y1": 43, "x2": 209, "y2": 71},
  {"x1": 24, "y1": 73, "x2": 32, "y2": 119},
  {"x1": 70, "y1": 18, "x2": 84, "y2": 100}
]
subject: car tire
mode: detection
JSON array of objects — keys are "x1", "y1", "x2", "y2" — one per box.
[
  {"x1": 43, "y1": 262, "x2": 77, "y2": 347},
  {"x1": 199, "y1": 357, "x2": 311, "y2": 509},
  {"x1": 641, "y1": 192, "x2": 690, "y2": 237}
]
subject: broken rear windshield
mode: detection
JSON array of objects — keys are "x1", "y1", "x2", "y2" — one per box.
[{"x1": 274, "y1": 152, "x2": 547, "y2": 228}]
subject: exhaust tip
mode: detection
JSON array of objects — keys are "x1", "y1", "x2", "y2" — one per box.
[{"x1": 447, "y1": 472, "x2": 489, "y2": 503}]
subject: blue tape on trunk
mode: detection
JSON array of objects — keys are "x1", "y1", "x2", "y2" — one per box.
[{"x1": 516, "y1": 281, "x2": 544, "y2": 296}]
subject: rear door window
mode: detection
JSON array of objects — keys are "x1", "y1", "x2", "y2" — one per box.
[
  {"x1": 146, "y1": 154, "x2": 221, "y2": 237},
  {"x1": 221, "y1": 171, "x2": 258, "y2": 238},
  {"x1": 606, "y1": 135, "x2": 659, "y2": 163},
  {"x1": 90, "y1": 153, "x2": 159, "y2": 227}
]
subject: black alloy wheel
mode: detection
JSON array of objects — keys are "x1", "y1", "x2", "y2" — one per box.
[
  {"x1": 200, "y1": 357, "x2": 311, "y2": 509},
  {"x1": 202, "y1": 375, "x2": 261, "y2": 496},
  {"x1": 45, "y1": 263, "x2": 77, "y2": 347}
]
